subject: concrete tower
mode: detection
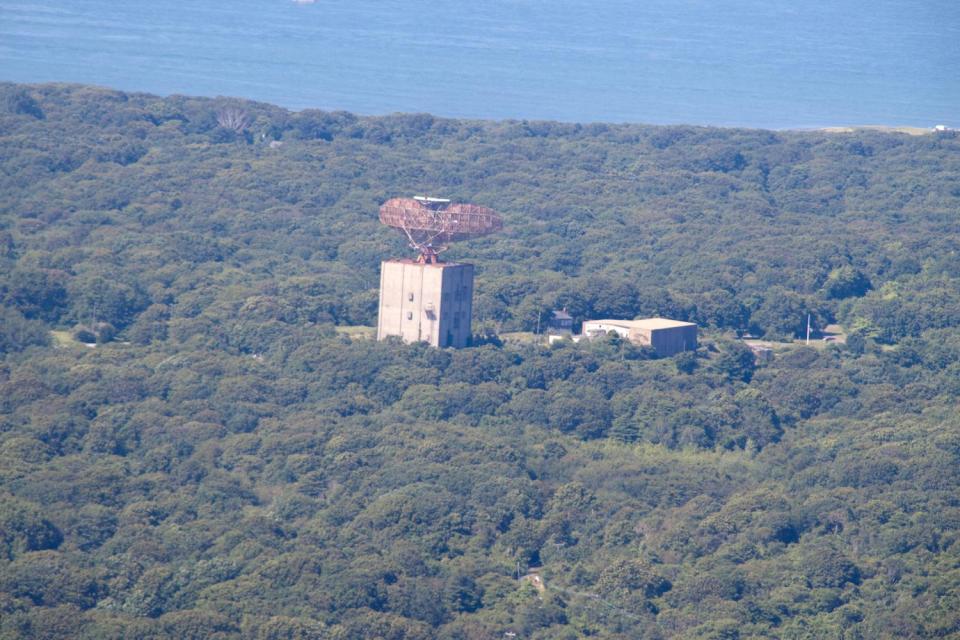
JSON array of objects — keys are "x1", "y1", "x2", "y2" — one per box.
[{"x1": 377, "y1": 260, "x2": 474, "y2": 348}]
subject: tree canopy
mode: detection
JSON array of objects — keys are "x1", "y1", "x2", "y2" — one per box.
[{"x1": 0, "y1": 83, "x2": 958, "y2": 639}]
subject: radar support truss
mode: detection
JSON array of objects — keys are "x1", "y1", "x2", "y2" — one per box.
[{"x1": 379, "y1": 197, "x2": 503, "y2": 264}]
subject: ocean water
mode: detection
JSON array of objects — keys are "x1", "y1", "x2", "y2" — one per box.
[{"x1": 0, "y1": 0, "x2": 957, "y2": 128}]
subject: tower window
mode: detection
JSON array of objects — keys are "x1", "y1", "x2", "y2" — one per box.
[
  {"x1": 408, "y1": 293, "x2": 414, "y2": 301},
  {"x1": 406, "y1": 311, "x2": 413, "y2": 320}
]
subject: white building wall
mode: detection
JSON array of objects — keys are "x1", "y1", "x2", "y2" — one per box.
[{"x1": 582, "y1": 320, "x2": 632, "y2": 339}]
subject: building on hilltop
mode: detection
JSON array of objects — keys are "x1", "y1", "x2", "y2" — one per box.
[
  {"x1": 751, "y1": 345, "x2": 774, "y2": 363},
  {"x1": 743, "y1": 340, "x2": 774, "y2": 363},
  {"x1": 548, "y1": 309, "x2": 574, "y2": 334},
  {"x1": 582, "y1": 317, "x2": 697, "y2": 356},
  {"x1": 376, "y1": 196, "x2": 502, "y2": 348},
  {"x1": 377, "y1": 259, "x2": 474, "y2": 348}
]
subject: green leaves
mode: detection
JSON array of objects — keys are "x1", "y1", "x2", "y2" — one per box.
[
  {"x1": 0, "y1": 495, "x2": 62, "y2": 560},
  {"x1": 0, "y1": 306, "x2": 49, "y2": 354},
  {"x1": 0, "y1": 83, "x2": 959, "y2": 639}
]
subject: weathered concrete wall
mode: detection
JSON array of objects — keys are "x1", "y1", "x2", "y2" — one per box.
[
  {"x1": 647, "y1": 324, "x2": 698, "y2": 356},
  {"x1": 377, "y1": 260, "x2": 474, "y2": 348}
]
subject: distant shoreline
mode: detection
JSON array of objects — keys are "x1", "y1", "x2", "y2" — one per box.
[
  {"x1": 2, "y1": 80, "x2": 953, "y2": 135},
  {"x1": 790, "y1": 125, "x2": 943, "y2": 136}
]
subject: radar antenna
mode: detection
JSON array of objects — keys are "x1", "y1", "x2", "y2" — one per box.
[{"x1": 379, "y1": 196, "x2": 503, "y2": 263}]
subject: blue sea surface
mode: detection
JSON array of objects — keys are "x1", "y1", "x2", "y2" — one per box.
[{"x1": 0, "y1": 0, "x2": 957, "y2": 128}]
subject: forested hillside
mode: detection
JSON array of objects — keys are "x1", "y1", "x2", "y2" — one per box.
[{"x1": 1, "y1": 83, "x2": 959, "y2": 639}]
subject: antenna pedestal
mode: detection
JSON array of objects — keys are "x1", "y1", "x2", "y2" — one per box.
[{"x1": 416, "y1": 246, "x2": 441, "y2": 264}]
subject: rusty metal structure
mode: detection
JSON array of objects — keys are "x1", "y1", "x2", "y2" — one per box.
[{"x1": 379, "y1": 196, "x2": 503, "y2": 263}]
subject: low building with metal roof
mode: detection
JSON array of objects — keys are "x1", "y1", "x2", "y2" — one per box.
[{"x1": 582, "y1": 317, "x2": 697, "y2": 356}]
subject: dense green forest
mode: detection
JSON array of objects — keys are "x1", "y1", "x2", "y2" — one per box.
[{"x1": 1, "y1": 82, "x2": 959, "y2": 639}]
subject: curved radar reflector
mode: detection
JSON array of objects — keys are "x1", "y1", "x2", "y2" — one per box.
[{"x1": 379, "y1": 196, "x2": 503, "y2": 263}]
